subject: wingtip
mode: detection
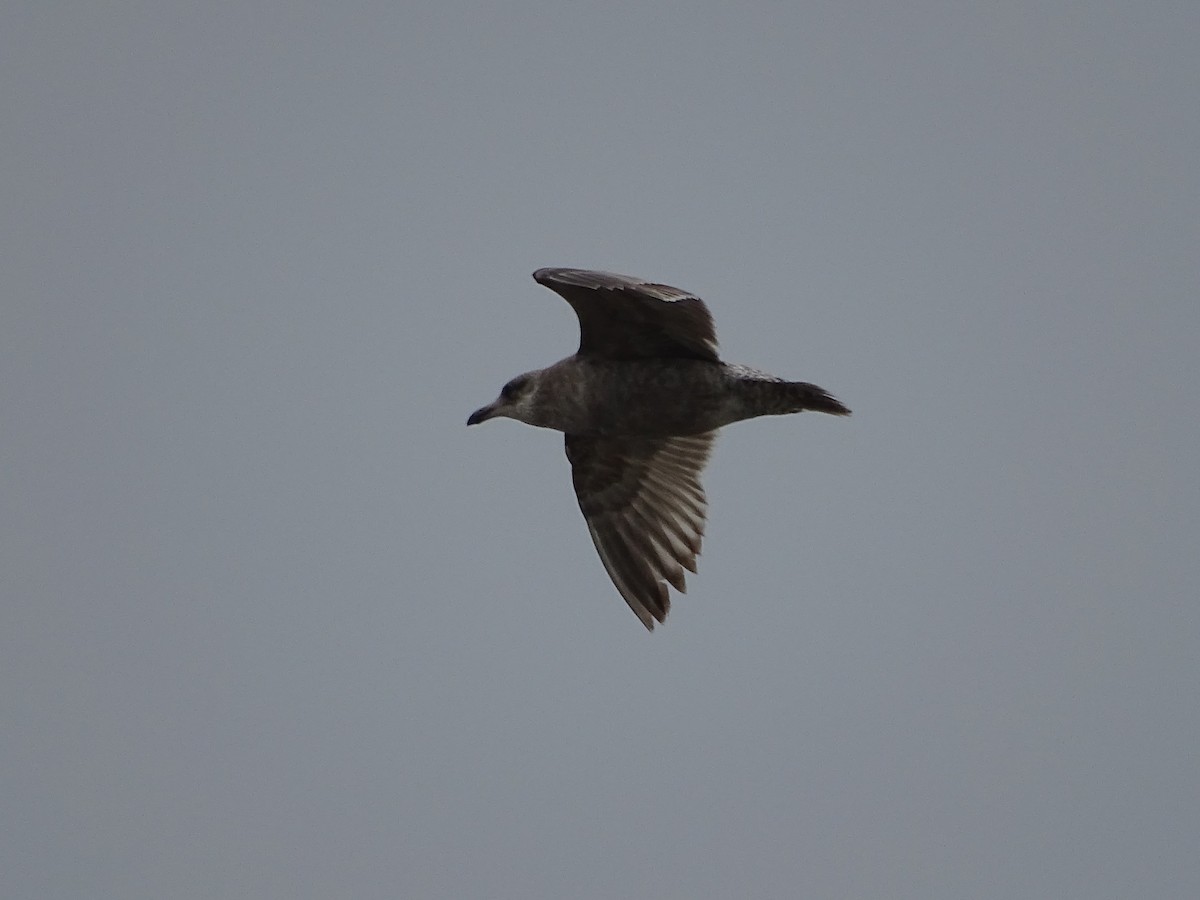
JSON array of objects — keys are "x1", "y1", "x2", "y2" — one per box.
[
  {"x1": 532, "y1": 267, "x2": 565, "y2": 285},
  {"x1": 639, "y1": 605, "x2": 668, "y2": 633},
  {"x1": 532, "y1": 267, "x2": 633, "y2": 291}
]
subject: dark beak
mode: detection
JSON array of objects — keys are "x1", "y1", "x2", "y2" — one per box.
[{"x1": 466, "y1": 403, "x2": 496, "y2": 426}]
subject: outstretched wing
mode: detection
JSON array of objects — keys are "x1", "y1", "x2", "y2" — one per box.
[
  {"x1": 534, "y1": 267, "x2": 719, "y2": 362},
  {"x1": 565, "y1": 432, "x2": 716, "y2": 630}
]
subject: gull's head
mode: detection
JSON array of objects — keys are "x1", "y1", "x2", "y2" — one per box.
[{"x1": 467, "y1": 372, "x2": 539, "y2": 426}]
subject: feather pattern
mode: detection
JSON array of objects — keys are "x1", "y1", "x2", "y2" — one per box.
[{"x1": 565, "y1": 432, "x2": 715, "y2": 629}]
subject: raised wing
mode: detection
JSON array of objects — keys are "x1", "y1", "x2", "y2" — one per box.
[
  {"x1": 534, "y1": 267, "x2": 719, "y2": 362},
  {"x1": 565, "y1": 432, "x2": 715, "y2": 630}
]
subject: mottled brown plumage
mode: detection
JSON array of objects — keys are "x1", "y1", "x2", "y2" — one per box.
[{"x1": 468, "y1": 268, "x2": 849, "y2": 630}]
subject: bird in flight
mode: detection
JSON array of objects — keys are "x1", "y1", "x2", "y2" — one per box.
[{"x1": 468, "y1": 268, "x2": 850, "y2": 630}]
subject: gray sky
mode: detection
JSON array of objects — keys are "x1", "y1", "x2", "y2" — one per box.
[{"x1": 4, "y1": 2, "x2": 1198, "y2": 898}]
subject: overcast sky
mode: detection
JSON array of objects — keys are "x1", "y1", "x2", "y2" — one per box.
[{"x1": 3, "y1": 3, "x2": 1198, "y2": 898}]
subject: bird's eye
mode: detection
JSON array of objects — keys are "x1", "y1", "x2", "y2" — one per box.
[{"x1": 501, "y1": 378, "x2": 523, "y2": 399}]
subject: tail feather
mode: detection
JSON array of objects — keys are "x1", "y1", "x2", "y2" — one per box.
[
  {"x1": 789, "y1": 381, "x2": 851, "y2": 416},
  {"x1": 727, "y1": 366, "x2": 851, "y2": 419}
]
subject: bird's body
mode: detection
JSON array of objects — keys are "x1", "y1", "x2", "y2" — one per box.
[
  {"x1": 468, "y1": 268, "x2": 849, "y2": 630},
  {"x1": 502, "y1": 356, "x2": 845, "y2": 437}
]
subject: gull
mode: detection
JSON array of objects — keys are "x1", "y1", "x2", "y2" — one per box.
[{"x1": 468, "y1": 268, "x2": 850, "y2": 630}]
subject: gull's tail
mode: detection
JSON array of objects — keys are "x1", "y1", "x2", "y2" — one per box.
[
  {"x1": 726, "y1": 366, "x2": 851, "y2": 420},
  {"x1": 785, "y1": 381, "x2": 851, "y2": 416}
]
